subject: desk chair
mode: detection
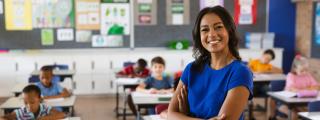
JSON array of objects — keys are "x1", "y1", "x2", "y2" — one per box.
[
  {"x1": 54, "y1": 64, "x2": 69, "y2": 70},
  {"x1": 308, "y1": 101, "x2": 320, "y2": 112}
]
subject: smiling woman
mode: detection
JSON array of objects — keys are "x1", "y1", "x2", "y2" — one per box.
[{"x1": 168, "y1": 6, "x2": 254, "y2": 120}]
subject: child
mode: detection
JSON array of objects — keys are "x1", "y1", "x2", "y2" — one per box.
[
  {"x1": 248, "y1": 49, "x2": 283, "y2": 98},
  {"x1": 135, "y1": 56, "x2": 173, "y2": 94},
  {"x1": 128, "y1": 56, "x2": 173, "y2": 116},
  {"x1": 248, "y1": 49, "x2": 283, "y2": 74},
  {"x1": 117, "y1": 58, "x2": 150, "y2": 78},
  {"x1": 0, "y1": 85, "x2": 65, "y2": 120},
  {"x1": 36, "y1": 66, "x2": 71, "y2": 99},
  {"x1": 36, "y1": 66, "x2": 71, "y2": 112},
  {"x1": 268, "y1": 55, "x2": 319, "y2": 120}
]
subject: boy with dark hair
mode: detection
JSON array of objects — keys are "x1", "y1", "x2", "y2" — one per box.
[
  {"x1": 248, "y1": 49, "x2": 282, "y2": 74},
  {"x1": 117, "y1": 58, "x2": 150, "y2": 78},
  {"x1": 1, "y1": 85, "x2": 65, "y2": 120}
]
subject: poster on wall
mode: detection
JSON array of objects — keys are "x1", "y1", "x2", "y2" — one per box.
[
  {"x1": 234, "y1": 0, "x2": 257, "y2": 25},
  {"x1": 75, "y1": 0, "x2": 100, "y2": 30},
  {"x1": 134, "y1": 0, "x2": 157, "y2": 25},
  {"x1": 41, "y1": 29, "x2": 54, "y2": 46},
  {"x1": 76, "y1": 30, "x2": 92, "y2": 42},
  {"x1": 100, "y1": 3, "x2": 130, "y2": 35},
  {"x1": 32, "y1": 0, "x2": 75, "y2": 28},
  {"x1": 200, "y1": 0, "x2": 224, "y2": 10},
  {"x1": 315, "y1": 3, "x2": 320, "y2": 45},
  {"x1": 166, "y1": 0, "x2": 190, "y2": 25},
  {"x1": 57, "y1": 28, "x2": 74, "y2": 41},
  {"x1": 4, "y1": 0, "x2": 32, "y2": 30}
]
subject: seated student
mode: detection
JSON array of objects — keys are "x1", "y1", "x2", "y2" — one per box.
[
  {"x1": 248, "y1": 49, "x2": 283, "y2": 74},
  {"x1": 117, "y1": 58, "x2": 150, "y2": 78},
  {"x1": 248, "y1": 49, "x2": 283, "y2": 98},
  {"x1": 128, "y1": 56, "x2": 174, "y2": 116},
  {"x1": 36, "y1": 66, "x2": 71, "y2": 112},
  {"x1": 0, "y1": 85, "x2": 65, "y2": 120},
  {"x1": 36, "y1": 66, "x2": 71, "y2": 99},
  {"x1": 267, "y1": 55, "x2": 319, "y2": 120}
]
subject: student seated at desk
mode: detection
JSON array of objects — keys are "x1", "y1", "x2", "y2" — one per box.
[
  {"x1": 248, "y1": 49, "x2": 283, "y2": 74},
  {"x1": 268, "y1": 55, "x2": 319, "y2": 120},
  {"x1": 36, "y1": 66, "x2": 71, "y2": 111},
  {"x1": 128, "y1": 56, "x2": 174, "y2": 115},
  {"x1": 117, "y1": 58, "x2": 150, "y2": 78},
  {"x1": 248, "y1": 49, "x2": 283, "y2": 100},
  {"x1": 0, "y1": 85, "x2": 65, "y2": 120}
]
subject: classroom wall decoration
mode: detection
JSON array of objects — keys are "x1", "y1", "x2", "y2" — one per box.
[
  {"x1": 32, "y1": 0, "x2": 75, "y2": 28},
  {"x1": 234, "y1": 0, "x2": 257, "y2": 25},
  {"x1": 166, "y1": 0, "x2": 190, "y2": 25},
  {"x1": 57, "y1": 28, "x2": 74, "y2": 41},
  {"x1": 200, "y1": 0, "x2": 224, "y2": 10},
  {"x1": 41, "y1": 29, "x2": 54, "y2": 46},
  {"x1": 100, "y1": 3, "x2": 130, "y2": 35},
  {"x1": 76, "y1": 30, "x2": 92, "y2": 43},
  {"x1": 4, "y1": 0, "x2": 33, "y2": 30},
  {"x1": 75, "y1": 0, "x2": 100, "y2": 30},
  {"x1": 134, "y1": 0, "x2": 157, "y2": 25}
]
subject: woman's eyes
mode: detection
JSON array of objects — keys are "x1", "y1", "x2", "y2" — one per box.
[
  {"x1": 200, "y1": 25, "x2": 224, "y2": 32},
  {"x1": 214, "y1": 25, "x2": 223, "y2": 30},
  {"x1": 201, "y1": 28, "x2": 209, "y2": 32}
]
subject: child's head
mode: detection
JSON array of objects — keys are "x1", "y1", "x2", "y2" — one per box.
[
  {"x1": 22, "y1": 85, "x2": 42, "y2": 113},
  {"x1": 261, "y1": 49, "x2": 275, "y2": 64},
  {"x1": 39, "y1": 65, "x2": 54, "y2": 87},
  {"x1": 151, "y1": 56, "x2": 165, "y2": 77},
  {"x1": 134, "y1": 58, "x2": 148, "y2": 72},
  {"x1": 291, "y1": 55, "x2": 309, "y2": 75}
]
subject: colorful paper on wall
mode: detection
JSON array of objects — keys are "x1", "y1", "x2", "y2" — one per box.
[
  {"x1": 57, "y1": 29, "x2": 74, "y2": 41},
  {"x1": 75, "y1": 0, "x2": 100, "y2": 30},
  {"x1": 92, "y1": 35, "x2": 107, "y2": 47},
  {"x1": 41, "y1": 29, "x2": 54, "y2": 46},
  {"x1": 100, "y1": 3, "x2": 130, "y2": 35},
  {"x1": 76, "y1": 30, "x2": 92, "y2": 42},
  {"x1": 200, "y1": 0, "x2": 224, "y2": 10},
  {"x1": 234, "y1": 0, "x2": 257, "y2": 25},
  {"x1": 32, "y1": 0, "x2": 75, "y2": 28},
  {"x1": 315, "y1": 3, "x2": 320, "y2": 45},
  {"x1": 166, "y1": 0, "x2": 190, "y2": 25},
  {"x1": 134, "y1": 0, "x2": 157, "y2": 25},
  {"x1": 4, "y1": 0, "x2": 32, "y2": 30}
]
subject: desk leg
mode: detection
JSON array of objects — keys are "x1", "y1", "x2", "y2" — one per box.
[
  {"x1": 248, "y1": 100, "x2": 255, "y2": 120},
  {"x1": 115, "y1": 84, "x2": 119, "y2": 117},
  {"x1": 288, "y1": 109, "x2": 292, "y2": 120},
  {"x1": 123, "y1": 87, "x2": 127, "y2": 120}
]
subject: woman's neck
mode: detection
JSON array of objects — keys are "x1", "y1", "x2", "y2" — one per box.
[{"x1": 210, "y1": 49, "x2": 234, "y2": 70}]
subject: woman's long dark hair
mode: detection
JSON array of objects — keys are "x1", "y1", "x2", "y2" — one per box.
[{"x1": 192, "y1": 6, "x2": 241, "y2": 72}]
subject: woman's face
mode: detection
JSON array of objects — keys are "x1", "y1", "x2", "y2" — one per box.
[{"x1": 200, "y1": 13, "x2": 229, "y2": 53}]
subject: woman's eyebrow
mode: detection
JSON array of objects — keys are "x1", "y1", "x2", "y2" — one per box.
[{"x1": 200, "y1": 22, "x2": 223, "y2": 28}]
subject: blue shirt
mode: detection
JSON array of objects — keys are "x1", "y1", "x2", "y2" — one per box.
[
  {"x1": 14, "y1": 103, "x2": 52, "y2": 120},
  {"x1": 181, "y1": 60, "x2": 253, "y2": 120},
  {"x1": 36, "y1": 82, "x2": 64, "y2": 97},
  {"x1": 144, "y1": 75, "x2": 173, "y2": 90}
]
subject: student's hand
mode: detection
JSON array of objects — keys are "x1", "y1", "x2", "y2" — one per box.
[
  {"x1": 177, "y1": 85, "x2": 189, "y2": 114},
  {"x1": 209, "y1": 114, "x2": 226, "y2": 120},
  {"x1": 148, "y1": 88, "x2": 158, "y2": 94}
]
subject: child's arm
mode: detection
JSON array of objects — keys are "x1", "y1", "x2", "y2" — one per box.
[
  {"x1": 1, "y1": 112, "x2": 16, "y2": 120},
  {"x1": 136, "y1": 83, "x2": 157, "y2": 93},
  {"x1": 269, "y1": 66, "x2": 283, "y2": 73},
  {"x1": 43, "y1": 88, "x2": 71, "y2": 99},
  {"x1": 37, "y1": 108, "x2": 65, "y2": 120},
  {"x1": 159, "y1": 88, "x2": 174, "y2": 94}
]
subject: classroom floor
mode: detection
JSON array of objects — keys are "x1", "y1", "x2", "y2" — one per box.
[{"x1": 0, "y1": 95, "x2": 275, "y2": 120}]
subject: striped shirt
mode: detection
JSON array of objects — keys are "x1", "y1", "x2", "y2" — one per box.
[{"x1": 14, "y1": 103, "x2": 52, "y2": 120}]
